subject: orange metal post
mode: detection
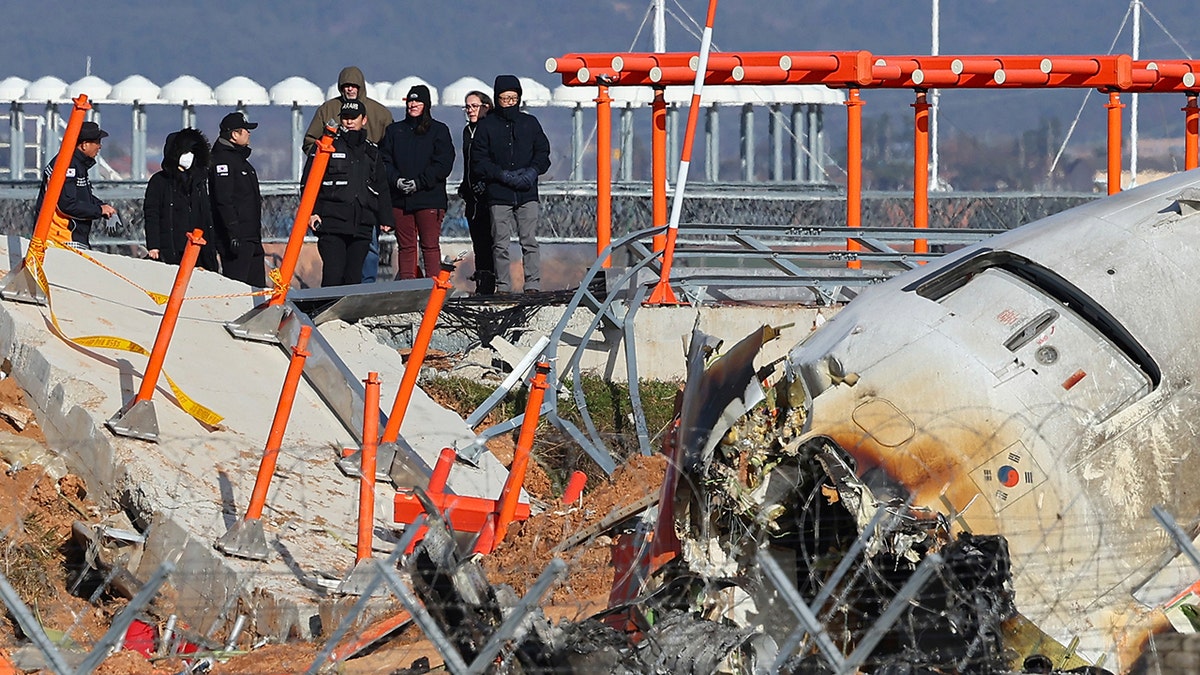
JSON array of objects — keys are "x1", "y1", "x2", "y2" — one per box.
[
  {"x1": 652, "y1": 87, "x2": 668, "y2": 252},
  {"x1": 1185, "y1": 94, "x2": 1199, "y2": 171},
  {"x1": 471, "y1": 514, "x2": 497, "y2": 556},
  {"x1": 270, "y1": 127, "x2": 336, "y2": 306},
  {"x1": 381, "y1": 261, "x2": 455, "y2": 444},
  {"x1": 1106, "y1": 91, "x2": 1124, "y2": 195},
  {"x1": 132, "y1": 229, "x2": 206, "y2": 405},
  {"x1": 846, "y1": 88, "x2": 864, "y2": 269},
  {"x1": 596, "y1": 84, "x2": 613, "y2": 267},
  {"x1": 29, "y1": 95, "x2": 91, "y2": 263},
  {"x1": 429, "y1": 447, "x2": 455, "y2": 493},
  {"x1": 354, "y1": 372, "x2": 381, "y2": 563},
  {"x1": 494, "y1": 361, "x2": 551, "y2": 543},
  {"x1": 562, "y1": 470, "x2": 587, "y2": 504},
  {"x1": 245, "y1": 325, "x2": 313, "y2": 520},
  {"x1": 912, "y1": 91, "x2": 930, "y2": 256}
]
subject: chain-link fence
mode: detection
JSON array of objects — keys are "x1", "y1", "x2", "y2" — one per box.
[{"x1": 0, "y1": 182, "x2": 1097, "y2": 246}]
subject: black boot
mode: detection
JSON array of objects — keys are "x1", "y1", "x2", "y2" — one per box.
[{"x1": 473, "y1": 270, "x2": 496, "y2": 296}]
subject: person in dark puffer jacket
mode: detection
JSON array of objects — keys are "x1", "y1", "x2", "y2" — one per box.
[
  {"x1": 210, "y1": 111, "x2": 265, "y2": 287},
  {"x1": 304, "y1": 100, "x2": 393, "y2": 288},
  {"x1": 470, "y1": 75, "x2": 551, "y2": 294},
  {"x1": 380, "y1": 84, "x2": 454, "y2": 279},
  {"x1": 143, "y1": 128, "x2": 219, "y2": 270}
]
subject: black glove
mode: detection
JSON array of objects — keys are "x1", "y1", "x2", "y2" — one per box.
[
  {"x1": 227, "y1": 238, "x2": 242, "y2": 257},
  {"x1": 472, "y1": 181, "x2": 487, "y2": 195},
  {"x1": 507, "y1": 168, "x2": 536, "y2": 192},
  {"x1": 500, "y1": 169, "x2": 521, "y2": 189},
  {"x1": 396, "y1": 178, "x2": 418, "y2": 194}
]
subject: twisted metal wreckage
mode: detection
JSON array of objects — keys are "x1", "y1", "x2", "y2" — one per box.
[{"x1": 398, "y1": 171, "x2": 1200, "y2": 674}]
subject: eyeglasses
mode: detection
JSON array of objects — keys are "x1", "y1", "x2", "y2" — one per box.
[
  {"x1": 497, "y1": 94, "x2": 519, "y2": 103},
  {"x1": 463, "y1": 103, "x2": 482, "y2": 111}
]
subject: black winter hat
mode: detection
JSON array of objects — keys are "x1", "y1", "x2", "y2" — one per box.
[
  {"x1": 493, "y1": 75, "x2": 522, "y2": 102},
  {"x1": 405, "y1": 85, "x2": 431, "y2": 106}
]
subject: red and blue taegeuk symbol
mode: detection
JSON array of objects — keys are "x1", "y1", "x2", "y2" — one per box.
[{"x1": 997, "y1": 465, "x2": 1021, "y2": 488}]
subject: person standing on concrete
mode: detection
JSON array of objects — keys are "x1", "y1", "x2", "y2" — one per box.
[
  {"x1": 210, "y1": 112, "x2": 265, "y2": 287},
  {"x1": 380, "y1": 84, "x2": 454, "y2": 279},
  {"x1": 143, "y1": 128, "x2": 220, "y2": 270},
  {"x1": 458, "y1": 90, "x2": 495, "y2": 295},
  {"x1": 35, "y1": 120, "x2": 118, "y2": 250},
  {"x1": 304, "y1": 100, "x2": 392, "y2": 288},
  {"x1": 303, "y1": 66, "x2": 394, "y2": 283},
  {"x1": 471, "y1": 75, "x2": 551, "y2": 294}
]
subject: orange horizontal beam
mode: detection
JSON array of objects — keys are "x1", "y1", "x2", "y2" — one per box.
[
  {"x1": 394, "y1": 490, "x2": 530, "y2": 534},
  {"x1": 551, "y1": 51, "x2": 1157, "y2": 92}
]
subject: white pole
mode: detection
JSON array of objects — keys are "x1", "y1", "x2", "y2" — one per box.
[
  {"x1": 1130, "y1": 0, "x2": 1140, "y2": 187},
  {"x1": 653, "y1": 0, "x2": 666, "y2": 53},
  {"x1": 930, "y1": 0, "x2": 941, "y2": 191}
]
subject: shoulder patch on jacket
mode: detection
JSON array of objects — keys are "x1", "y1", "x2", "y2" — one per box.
[
  {"x1": 66, "y1": 168, "x2": 76, "y2": 177},
  {"x1": 216, "y1": 164, "x2": 229, "y2": 175}
]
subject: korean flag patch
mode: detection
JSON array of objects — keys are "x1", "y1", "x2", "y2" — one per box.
[
  {"x1": 216, "y1": 164, "x2": 229, "y2": 176},
  {"x1": 66, "y1": 168, "x2": 76, "y2": 177}
]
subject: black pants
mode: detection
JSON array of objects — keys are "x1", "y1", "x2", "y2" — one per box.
[
  {"x1": 465, "y1": 196, "x2": 494, "y2": 275},
  {"x1": 318, "y1": 233, "x2": 370, "y2": 287},
  {"x1": 220, "y1": 241, "x2": 267, "y2": 287}
]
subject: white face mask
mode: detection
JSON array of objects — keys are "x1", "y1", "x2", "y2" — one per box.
[{"x1": 178, "y1": 152, "x2": 194, "y2": 170}]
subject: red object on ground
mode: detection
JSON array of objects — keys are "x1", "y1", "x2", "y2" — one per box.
[{"x1": 124, "y1": 619, "x2": 157, "y2": 657}]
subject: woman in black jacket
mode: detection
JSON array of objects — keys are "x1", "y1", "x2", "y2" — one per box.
[
  {"x1": 305, "y1": 100, "x2": 393, "y2": 287},
  {"x1": 458, "y1": 90, "x2": 495, "y2": 295},
  {"x1": 144, "y1": 128, "x2": 219, "y2": 270},
  {"x1": 380, "y1": 84, "x2": 454, "y2": 279}
]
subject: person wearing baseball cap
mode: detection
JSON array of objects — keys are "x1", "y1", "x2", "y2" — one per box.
[
  {"x1": 211, "y1": 111, "x2": 265, "y2": 286},
  {"x1": 34, "y1": 120, "x2": 117, "y2": 249},
  {"x1": 218, "y1": 112, "x2": 258, "y2": 133},
  {"x1": 302, "y1": 95, "x2": 392, "y2": 287}
]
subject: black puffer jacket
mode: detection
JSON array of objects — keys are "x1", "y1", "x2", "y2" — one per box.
[
  {"x1": 209, "y1": 136, "x2": 262, "y2": 251},
  {"x1": 303, "y1": 130, "x2": 392, "y2": 238},
  {"x1": 143, "y1": 128, "x2": 219, "y2": 269},
  {"x1": 380, "y1": 115, "x2": 454, "y2": 211},
  {"x1": 470, "y1": 106, "x2": 551, "y2": 207}
]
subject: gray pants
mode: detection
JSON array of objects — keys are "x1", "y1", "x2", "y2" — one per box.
[{"x1": 491, "y1": 201, "x2": 541, "y2": 292}]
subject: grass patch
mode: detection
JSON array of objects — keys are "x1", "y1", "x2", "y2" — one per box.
[{"x1": 421, "y1": 374, "x2": 681, "y2": 488}]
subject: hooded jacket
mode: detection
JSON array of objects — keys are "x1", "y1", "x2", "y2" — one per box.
[
  {"x1": 143, "y1": 128, "x2": 219, "y2": 269},
  {"x1": 470, "y1": 76, "x2": 552, "y2": 207},
  {"x1": 209, "y1": 135, "x2": 262, "y2": 250},
  {"x1": 303, "y1": 66, "x2": 394, "y2": 152},
  {"x1": 380, "y1": 85, "x2": 454, "y2": 211}
]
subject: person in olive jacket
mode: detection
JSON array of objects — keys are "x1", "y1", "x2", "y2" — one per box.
[
  {"x1": 380, "y1": 84, "x2": 454, "y2": 279},
  {"x1": 304, "y1": 100, "x2": 392, "y2": 287},
  {"x1": 143, "y1": 127, "x2": 219, "y2": 270},
  {"x1": 209, "y1": 112, "x2": 265, "y2": 287},
  {"x1": 471, "y1": 75, "x2": 551, "y2": 294}
]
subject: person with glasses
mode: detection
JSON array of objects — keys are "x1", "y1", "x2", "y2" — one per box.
[
  {"x1": 457, "y1": 90, "x2": 495, "y2": 295},
  {"x1": 471, "y1": 75, "x2": 551, "y2": 294},
  {"x1": 35, "y1": 121, "x2": 118, "y2": 250},
  {"x1": 380, "y1": 84, "x2": 454, "y2": 280}
]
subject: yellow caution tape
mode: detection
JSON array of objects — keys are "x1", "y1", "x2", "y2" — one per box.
[{"x1": 26, "y1": 249, "x2": 225, "y2": 428}]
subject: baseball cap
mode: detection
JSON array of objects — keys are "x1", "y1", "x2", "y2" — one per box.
[
  {"x1": 219, "y1": 112, "x2": 258, "y2": 133},
  {"x1": 340, "y1": 99, "x2": 366, "y2": 118},
  {"x1": 78, "y1": 121, "x2": 109, "y2": 142}
]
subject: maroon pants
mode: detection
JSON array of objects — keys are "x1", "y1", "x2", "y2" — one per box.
[{"x1": 393, "y1": 207, "x2": 444, "y2": 279}]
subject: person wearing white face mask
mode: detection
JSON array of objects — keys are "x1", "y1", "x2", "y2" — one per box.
[{"x1": 143, "y1": 128, "x2": 219, "y2": 269}]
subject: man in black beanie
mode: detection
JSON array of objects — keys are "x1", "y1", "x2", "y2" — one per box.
[{"x1": 470, "y1": 74, "x2": 551, "y2": 294}]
